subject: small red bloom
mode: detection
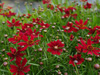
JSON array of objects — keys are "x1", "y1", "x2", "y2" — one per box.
[
  {"x1": 40, "y1": 22, "x2": 50, "y2": 29},
  {"x1": 42, "y1": 0, "x2": 51, "y2": 4},
  {"x1": 75, "y1": 19, "x2": 88, "y2": 29},
  {"x1": 0, "y1": 11, "x2": 16, "y2": 17},
  {"x1": 87, "y1": 26, "x2": 96, "y2": 34},
  {"x1": 8, "y1": 34, "x2": 21, "y2": 44},
  {"x1": 7, "y1": 18, "x2": 21, "y2": 28},
  {"x1": 84, "y1": 2, "x2": 92, "y2": 9},
  {"x1": 23, "y1": 23, "x2": 33, "y2": 28},
  {"x1": 62, "y1": 22, "x2": 77, "y2": 33},
  {"x1": 96, "y1": 26, "x2": 100, "y2": 35},
  {"x1": 47, "y1": 4, "x2": 54, "y2": 10},
  {"x1": 80, "y1": 0, "x2": 87, "y2": 2},
  {"x1": 76, "y1": 39, "x2": 100, "y2": 55},
  {"x1": 18, "y1": 35, "x2": 40, "y2": 50},
  {"x1": 91, "y1": 35, "x2": 100, "y2": 44},
  {"x1": 47, "y1": 40, "x2": 64, "y2": 55},
  {"x1": 70, "y1": 34, "x2": 74, "y2": 41},
  {"x1": 10, "y1": 58, "x2": 31, "y2": 75},
  {"x1": 7, "y1": 47, "x2": 25, "y2": 61},
  {"x1": 69, "y1": 54, "x2": 84, "y2": 66},
  {"x1": 27, "y1": 28, "x2": 43, "y2": 38}
]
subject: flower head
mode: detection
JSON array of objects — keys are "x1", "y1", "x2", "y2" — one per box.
[
  {"x1": 47, "y1": 40, "x2": 64, "y2": 55},
  {"x1": 10, "y1": 58, "x2": 31, "y2": 75},
  {"x1": 69, "y1": 54, "x2": 84, "y2": 66}
]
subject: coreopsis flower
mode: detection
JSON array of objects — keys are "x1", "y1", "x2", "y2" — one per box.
[
  {"x1": 7, "y1": 47, "x2": 26, "y2": 61},
  {"x1": 84, "y1": 2, "x2": 92, "y2": 9},
  {"x1": 75, "y1": 19, "x2": 88, "y2": 29},
  {"x1": 87, "y1": 26, "x2": 96, "y2": 34},
  {"x1": 42, "y1": 0, "x2": 51, "y2": 4},
  {"x1": 80, "y1": 0, "x2": 87, "y2": 2},
  {"x1": 7, "y1": 18, "x2": 21, "y2": 28},
  {"x1": 17, "y1": 26, "x2": 29, "y2": 36},
  {"x1": 76, "y1": 39, "x2": 100, "y2": 55},
  {"x1": 10, "y1": 58, "x2": 31, "y2": 75},
  {"x1": 0, "y1": 3, "x2": 4, "y2": 8},
  {"x1": 27, "y1": 28, "x2": 43, "y2": 38},
  {"x1": 57, "y1": 5, "x2": 65, "y2": 12},
  {"x1": 23, "y1": 23, "x2": 33, "y2": 28},
  {"x1": 91, "y1": 35, "x2": 100, "y2": 44},
  {"x1": 40, "y1": 22, "x2": 50, "y2": 29},
  {"x1": 8, "y1": 34, "x2": 21, "y2": 44},
  {"x1": 47, "y1": 4, "x2": 54, "y2": 10},
  {"x1": 62, "y1": 22, "x2": 77, "y2": 33},
  {"x1": 68, "y1": 6, "x2": 76, "y2": 12},
  {"x1": 6, "y1": 6, "x2": 13, "y2": 10},
  {"x1": 0, "y1": 11, "x2": 16, "y2": 17},
  {"x1": 18, "y1": 35, "x2": 40, "y2": 50},
  {"x1": 27, "y1": 14, "x2": 31, "y2": 18},
  {"x1": 75, "y1": 43, "x2": 84, "y2": 53},
  {"x1": 69, "y1": 54, "x2": 84, "y2": 66},
  {"x1": 70, "y1": 34, "x2": 74, "y2": 41},
  {"x1": 96, "y1": 26, "x2": 100, "y2": 35},
  {"x1": 33, "y1": 18, "x2": 41, "y2": 24},
  {"x1": 47, "y1": 40, "x2": 64, "y2": 55}
]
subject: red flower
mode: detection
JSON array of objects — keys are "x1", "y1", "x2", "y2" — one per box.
[
  {"x1": 80, "y1": 0, "x2": 87, "y2": 2},
  {"x1": 17, "y1": 26, "x2": 29, "y2": 36},
  {"x1": 69, "y1": 54, "x2": 84, "y2": 66},
  {"x1": 0, "y1": 11, "x2": 16, "y2": 17},
  {"x1": 0, "y1": 3, "x2": 4, "y2": 8},
  {"x1": 84, "y1": 2, "x2": 92, "y2": 9},
  {"x1": 96, "y1": 26, "x2": 100, "y2": 35},
  {"x1": 70, "y1": 34, "x2": 74, "y2": 41},
  {"x1": 47, "y1": 40, "x2": 64, "y2": 55},
  {"x1": 40, "y1": 22, "x2": 50, "y2": 29},
  {"x1": 7, "y1": 18, "x2": 21, "y2": 28},
  {"x1": 75, "y1": 19, "x2": 88, "y2": 29},
  {"x1": 7, "y1": 47, "x2": 25, "y2": 61},
  {"x1": 91, "y1": 35, "x2": 100, "y2": 44},
  {"x1": 10, "y1": 58, "x2": 31, "y2": 75},
  {"x1": 42, "y1": 0, "x2": 51, "y2": 4},
  {"x1": 47, "y1": 4, "x2": 54, "y2": 10},
  {"x1": 27, "y1": 28, "x2": 43, "y2": 38},
  {"x1": 8, "y1": 34, "x2": 21, "y2": 44},
  {"x1": 62, "y1": 22, "x2": 77, "y2": 33},
  {"x1": 76, "y1": 39, "x2": 100, "y2": 55},
  {"x1": 87, "y1": 26, "x2": 96, "y2": 34},
  {"x1": 18, "y1": 35, "x2": 40, "y2": 50},
  {"x1": 23, "y1": 23, "x2": 33, "y2": 28}
]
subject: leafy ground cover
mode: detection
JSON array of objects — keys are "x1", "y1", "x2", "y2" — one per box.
[{"x1": 0, "y1": 0, "x2": 100, "y2": 75}]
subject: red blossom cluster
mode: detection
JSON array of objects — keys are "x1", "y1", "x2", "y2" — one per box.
[{"x1": 7, "y1": 17, "x2": 50, "y2": 74}]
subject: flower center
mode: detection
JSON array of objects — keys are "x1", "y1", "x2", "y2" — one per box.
[
  {"x1": 87, "y1": 45, "x2": 94, "y2": 51},
  {"x1": 17, "y1": 66, "x2": 23, "y2": 72},
  {"x1": 4, "y1": 12, "x2": 9, "y2": 15},
  {"x1": 65, "y1": 26, "x2": 70, "y2": 30},
  {"x1": 54, "y1": 46, "x2": 59, "y2": 50},
  {"x1": 74, "y1": 60, "x2": 78, "y2": 64},
  {"x1": 79, "y1": 24, "x2": 84, "y2": 28},
  {"x1": 27, "y1": 40, "x2": 34, "y2": 45},
  {"x1": 43, "y1": 25, "x2": 46, "y2": 28}
]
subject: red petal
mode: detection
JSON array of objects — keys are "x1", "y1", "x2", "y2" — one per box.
[
  {"x1": 22, "y1": 58, "x2": 27, "y2": 67},
  {"x1": 12, "y1": 18, "x2": 15, "y2": 23}
]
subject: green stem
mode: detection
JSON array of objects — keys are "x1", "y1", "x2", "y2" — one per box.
[{"x1": 75, "y1": 64, "x2": 79, "y2": 75}]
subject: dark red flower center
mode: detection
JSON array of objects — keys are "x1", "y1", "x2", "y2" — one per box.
[
  {"x1": 27, "y1": 40, "x2": 34, "y2": 45},
  {"x1": 79, "y1": 24, "x2": 84, "y2": 28},
  {"x1": 87, "y1": 45, "x2": 94, "y2": 51},
  {"x1": 17, "y1": 66, "x2": 23, "y2": 72}
]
